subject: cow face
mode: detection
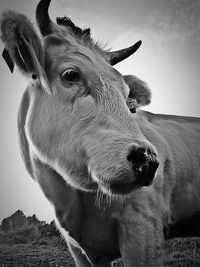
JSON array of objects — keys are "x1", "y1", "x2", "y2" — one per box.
[{"x1": 1, "y1": 0, "x2": 159, "y2": 196}]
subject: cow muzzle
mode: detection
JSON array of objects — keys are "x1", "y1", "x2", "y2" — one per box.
[{"x1": 108, "y1": 146, "x2": 159, "y2": 195}]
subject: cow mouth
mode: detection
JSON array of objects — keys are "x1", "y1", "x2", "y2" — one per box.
[
  {"x1": 108, "y1": 177, "x2": 153, "y2": 195},
  {"x1": 99, "y1": 169, "x2": 155, "y2": 195},
  {"x1": 109, "y1": 181, "x2": 137, "y2": 195}
]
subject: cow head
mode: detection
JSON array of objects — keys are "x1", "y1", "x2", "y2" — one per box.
[{"x1": 1, "y1": 0, "x2": 159, "y2": 196}]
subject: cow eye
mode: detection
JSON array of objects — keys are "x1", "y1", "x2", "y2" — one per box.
[{"x1": 61, "y1": 68, "x2": 80, "y2": 83}]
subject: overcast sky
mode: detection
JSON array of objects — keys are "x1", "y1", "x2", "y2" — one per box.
[{"x1": 0, "y1": 0, "x2": 200, "y2": 223}]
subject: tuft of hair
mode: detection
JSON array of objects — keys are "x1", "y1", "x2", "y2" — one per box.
[
  {"x1": 56, "y1": 16, "x2": 91, "y2": 38},
  {"x1": 56, "y1": 16, "x2": 106, "y2": 56},
  {"x1": 124, "y1": 75, "x2": 151, "y2": 106}
]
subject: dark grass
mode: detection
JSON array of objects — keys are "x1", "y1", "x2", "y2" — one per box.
[
  {"x1": 164, "y1": 237, "x2": 200, "y2": 267},
  {"x1": 0, "y1": 227, "x2": 75, "y2": 267},
  {"x1": 0, "y1": 243, "x2": 75, "y2": 267},
  {"x1": 1, "y1": 225, "x2": 200, "y2": 267},
  {"x1": 1, "y1": 238, "x2": 200, "y2": 266}
]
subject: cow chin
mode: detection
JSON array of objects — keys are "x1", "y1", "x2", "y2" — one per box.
[{"x1": 90, "y1": 171, "x2": 138, "y2": 196}]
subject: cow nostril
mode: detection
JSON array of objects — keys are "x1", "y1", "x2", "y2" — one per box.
[
  {"x1": 127, "y1": 147, "x2": 147, "y2": 165},
  {"x1": 127, "y1": 146, "x2": 159, "y2": 186},
  {"x1": 135, "y1": 160, "x2": 159, "y2": 186}
]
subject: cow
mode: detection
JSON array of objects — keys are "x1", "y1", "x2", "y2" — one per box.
[{"x1": 1, "y1": 0, "x2": 200, "y2": 266}]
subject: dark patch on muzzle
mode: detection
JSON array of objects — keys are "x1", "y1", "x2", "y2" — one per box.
[{"x1": 128, "y1": 147, "x2": 159, "y2": 186}]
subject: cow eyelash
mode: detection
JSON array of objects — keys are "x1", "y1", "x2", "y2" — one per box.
[{"x1": 61, "y1": 68, "x2": 80, "y2": 83}]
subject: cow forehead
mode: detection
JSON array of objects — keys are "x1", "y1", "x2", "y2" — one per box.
[
  {"x1": 44, "y1": 32, "x2": 105, "y2": 61},
  {"x1": 44, "y1": 34, "x2": 123, "y2": 82}
]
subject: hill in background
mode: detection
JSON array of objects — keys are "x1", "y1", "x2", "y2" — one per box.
[
  {"x1": 0, "y1": 210, "x2": 75, "y2": 266},
  {"x1": 1, "y1": 210, "x2": 42, "y2": 232}
]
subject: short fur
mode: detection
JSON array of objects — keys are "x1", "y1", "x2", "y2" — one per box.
[{"x1": 1, "y1": 2, "x2": 200, "y2": 267}]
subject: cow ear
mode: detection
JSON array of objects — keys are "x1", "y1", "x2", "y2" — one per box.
[
  {"x1": 1, "y1": 11, "x2": 50, "y2": 92},
  {"x1": 124, "y1": 75, "x2": 151, "y2": 112}
]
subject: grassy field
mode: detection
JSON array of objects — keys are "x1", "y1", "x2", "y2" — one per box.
[
  {"x1": 1, "y1": 228, "x2": 200, "y2": 266},
  {"x1": 0, "y1": 225, "x2": 76, "y2": 267},
  {"x1": 0, "y1": 243, "x2": 75, "y2": 267},
  {"x1": 1, "y1": 238, "x2": 200, "y2": 266},
  {"x1": 165, "y1": 237, "x2": 200, "y2": 267}
]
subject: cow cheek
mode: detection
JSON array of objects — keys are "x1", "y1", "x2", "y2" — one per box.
[
  {"x1": 55, "y1": 140, "x2": 96, "y2": 189},
  {"x1": 85, "y1": 137, "x2": 132, "y2": 186}
]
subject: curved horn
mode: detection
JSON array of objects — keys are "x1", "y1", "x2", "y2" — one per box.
[
  {"x1": 36, "y1": 0, "x2": 53, "y2": 36},
  {"x1": 107, "y1": 40, "x2": 142, "y2": 65}
]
